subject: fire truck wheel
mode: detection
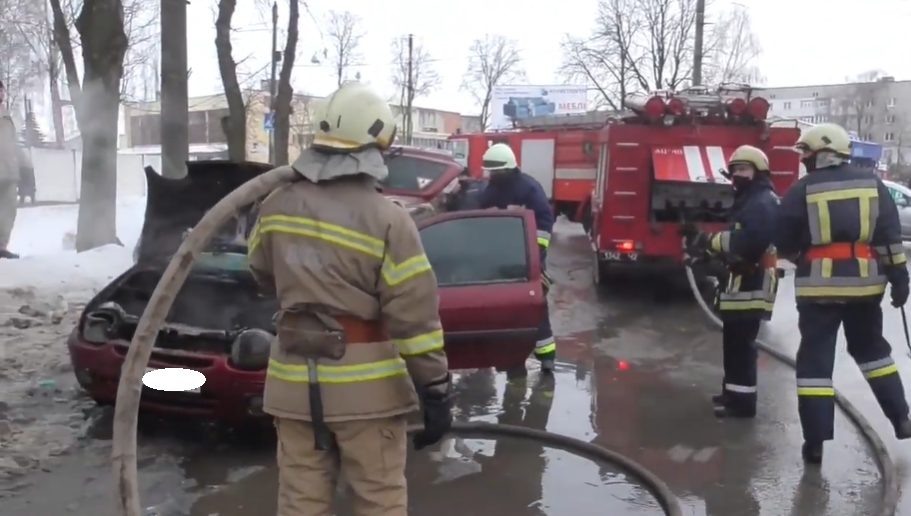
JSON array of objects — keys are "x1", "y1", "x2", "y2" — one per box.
[{"x1": 581, "y1": 203, "x2": 593, "y2": 235}]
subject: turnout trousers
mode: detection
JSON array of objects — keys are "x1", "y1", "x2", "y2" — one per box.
[
  {"x1": 720, "y1": 317, "x2": 761, "y2": 415},
  {"x1": 533, "y1": 247, "x2": 555, "y2": 360},
  {"x1": 275, "y1": 415, "x2": 408, "y2": 516},
  {"x1": 796, "y1": 301, "x2": 910, "y2": 443}
]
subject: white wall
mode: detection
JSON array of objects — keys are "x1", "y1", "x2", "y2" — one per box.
[{"x1": 23, "y1": 148, "x2": 161, "y2": 203}]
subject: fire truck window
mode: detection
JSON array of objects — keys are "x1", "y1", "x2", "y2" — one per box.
[
  {"x1": 380, "y1": 155, "x2": 449, "y2": 192},
  {"x1": 419, "y1": 216, "x2": 529, "y2": 286}
]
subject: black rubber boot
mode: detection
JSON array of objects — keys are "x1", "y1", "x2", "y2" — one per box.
[
  {"x1": 713, "y1": 404, "x2": 756, "y2": 419},
  {"x1": 712, "y1": 393, "x2": 727, "y2": 406},
  {"x1": 895, "y1": 419, "x2": 911, "y2": 440},
  {"x1": 536, "y1": 351, "x2": 556, "y2": 374},
  {"x1": 802, "y1": 442, "x2": 824, "y2": 465},
  {"x1": 0, "y1": 249, "x2": 19, "y2": 259}
]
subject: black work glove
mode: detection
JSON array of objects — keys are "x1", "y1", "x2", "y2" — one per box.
[
  {"x1": 678, "y1": 223, "x2": 699, "y2": 238},
  {"x1": 891, "y1": 281, "x2": 909, "y2": 308},
  {"x1": 412, "y1": 374, "x2": 453, "y2": 451}
]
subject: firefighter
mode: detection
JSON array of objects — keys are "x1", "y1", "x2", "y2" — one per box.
[
  {"x1": 247, "y1": 81, "x2": 453, "y2": 515},
  {"x1": 0, "y1": 80, "x2": 30, "y2": 259},
  {"x1": 479, "y1": 143, "x2": 557, "y2": 371},
  {"x1": 682, "y1": 145, "x2": 780, "y2": 418},
  {"x1": 774, "y1": 122, "x2": 911, "y2": 464},
  {"x1": 446, "y1": 167, "x2": 488, "y2": 211}
]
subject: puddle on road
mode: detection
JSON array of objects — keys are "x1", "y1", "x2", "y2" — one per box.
[{"x1": 1, "y1": 365, "x2": 663, "y2": 516}]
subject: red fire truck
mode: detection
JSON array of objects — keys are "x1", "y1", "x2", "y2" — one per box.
[
  {"x1": 449, "y1": 113, "x2": 610, "y2": 224},
  {"x1": 588, "y1": 86, "x2": 802, "y2": 283}
]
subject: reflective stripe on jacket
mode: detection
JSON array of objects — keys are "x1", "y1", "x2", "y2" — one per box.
[
  {"x1": 774, "y1": 164, "x2": 909, "y2": 302},
  {"x1": 708, "y1": 177, "x2": 780, "y2": 320},
  {"x1": 247, "y1": 157, "x2": 448, "y2": 422}
]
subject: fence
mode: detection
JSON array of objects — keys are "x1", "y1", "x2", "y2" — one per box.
[{"x1": 24, "y1": 148, "x2": 161, "y2": 203}]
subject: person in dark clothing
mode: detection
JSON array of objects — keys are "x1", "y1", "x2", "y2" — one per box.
[
  {"x1": 447, "y1": 167, "x2": 488, "y2": 211},
  {"x1": 479, "y1": 143, "x2": 556, "y2": 372},
  {"x1": 683, "y1": 145, "x2": 780, "y2": 419},
  {"x1": 774, "y1": 122, "x2": 911, "y2": 464}
]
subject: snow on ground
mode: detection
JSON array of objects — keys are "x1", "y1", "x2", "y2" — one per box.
[{"x1": 0, "y1": 198, "x2": 147, "y2": 487}]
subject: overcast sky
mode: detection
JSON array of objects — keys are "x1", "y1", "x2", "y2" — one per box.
[{"x1": 182, "y1": 0, "x2": 911, "y2": 116}]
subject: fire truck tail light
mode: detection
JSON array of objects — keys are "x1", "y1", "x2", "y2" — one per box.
[
  {"x1": 644, "y1": 97, "x2": 666, "y2": 118},
  {"x1": 726, "y1": 98, "x2": 747, "y2": 116},
  {"x1": 666, "y1": 97, "x2": 686, "y2": 116},
  {"x1": 748, "y1": 97, "x2": 770, "y2": 121},
  {"x1": 615, "y1": 240, "x2": 640, "y2": 251}
]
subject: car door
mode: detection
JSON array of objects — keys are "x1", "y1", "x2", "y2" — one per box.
[
  {"x1": 416, "y1": 209, "x2": 546, "y2": 370},
  {"x1": 886, "y1": 185, "x2": 911, "y2": 240}
]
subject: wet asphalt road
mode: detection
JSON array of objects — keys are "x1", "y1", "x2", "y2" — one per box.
[{"x1": 0, "y1": 222, "x2": 885, "y2": 516}]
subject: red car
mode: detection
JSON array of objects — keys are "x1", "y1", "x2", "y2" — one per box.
[{"x1": 67, "y1": 150, "x2": 545, "y2": 422}]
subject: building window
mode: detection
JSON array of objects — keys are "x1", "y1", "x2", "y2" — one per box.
[
  {"x1": 188, "y1": 111, "x2": 207, "y2": 144},
  {"x1": 817, "y1": 100, "x2": 828, "y2": 108},
  {"x1": 889, "y1": 98, "x2": 897, "y2": 107},
  {"x1": 783, "y1": 101, "x2": 792, "y2": 110},
  {"x1": 207, "y1": 108, "x2": 230, "y2": 143},
  {"x1": 884, "y1": 149, "x2": 894, "y2": 163},
  {"x1": 863, "y1": 115, "x2": 873, "y2": 124},
  {"x1": 885, "y1": 132, "x2": 895, "y2": 142},
  {"x1": 866, "y1": 100, "x2": 874, "y2": 108},
  {"x1": 769, "y1": 94, "x2": 776, "y2": 99},
  {"x1": 801, "y1": 100, "x2": 813, "y2": 108},
  {"x1": 886, "y1": 114, "x2": 896, "y2": 124},
  {"x1": 812, "y1": 92, "x2": 819, "y2": 97}
]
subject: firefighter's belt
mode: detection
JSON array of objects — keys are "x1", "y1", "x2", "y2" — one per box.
[
  {"x1": 276, "y1": 311, "x2": 388, "y2": 361},
  {"x1": 804, "y1": 243, "x2": 876, "y2": 261}
]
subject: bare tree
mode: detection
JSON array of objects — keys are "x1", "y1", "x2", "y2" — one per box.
[
  {"x1": 325, "y1": 10, "x2": 364, "y2": 88},
  {"x1": 830, "y1": 70, "x2": 890, "y2": 139},
  {"x1": 558, "y1": 0, "x2": 762, "y2": 107},
  {"x1": 289, "y1": 94, "x2": 312, "y2": 159},
  {"x1": 390, "y1": 37, "x2": 442, "y2": 144},
  {"x1": 215, "y1": 0, "x2": 247, "y2": 162},
  {"x1": 272, "y1": 0, "x2": 299, "y2": 166},
  {"x1": 701, "y1": 6, "x2": 762, "y2": 85},
  {"x1": 461, "y1": 35, "x2": 526, "y2": 129},
  {"x1": 48, "y1": 0, "x2": 128, "y2": 251}
]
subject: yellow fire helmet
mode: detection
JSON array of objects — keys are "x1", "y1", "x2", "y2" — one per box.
[
  {"x1": 728, "y1": 145, "x2": 770, "y2": 172},
  {"x1": 310, "y1": 81, "x2": 397, "y2": 153},
  {"x1": 795, "y1": 123, "x2": 852, "y2": 156},
  {"x1": 481, "y1": 143, "x2": 518, "y2": 171}
]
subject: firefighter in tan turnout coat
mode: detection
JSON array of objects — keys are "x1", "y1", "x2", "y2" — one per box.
[{"x1": 247, "y1": 81, "x2": 453, "y2": 516}]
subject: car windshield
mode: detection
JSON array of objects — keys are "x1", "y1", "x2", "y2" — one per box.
[
  {"x1": 379, "y1": 155, "x2": 449, "y2": 192},
  {"x1": 886, "y1": 181, "x2": 911, "y2": 198}
]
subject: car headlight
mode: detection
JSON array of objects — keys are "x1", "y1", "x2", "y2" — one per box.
[
  {"x1": 230, "y1": 329, "x2": 274, "y2": 371},
  {"x1": 82, "y1": 302, "x2": 126, "y2": 344}
]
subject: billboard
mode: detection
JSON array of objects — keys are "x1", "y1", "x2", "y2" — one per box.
[{"x1": 489, "y1": 85, "x2": 588, "y2": 130}]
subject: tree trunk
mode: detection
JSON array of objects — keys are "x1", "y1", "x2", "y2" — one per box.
[
  {"x1": 61, "y1": 0, "x2": 128, "y2": 252},
  {"x1": 272, "y1": 0, "x2": 299, "y2": 166},
  {"x1": 215, "y1": 0, "x2": 247, "y2": 162}
]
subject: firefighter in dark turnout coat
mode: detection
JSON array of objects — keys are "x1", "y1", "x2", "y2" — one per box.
[
  {"x1": 774, "y1": 122, "x2": 911, "y2": 464},
  {"x1": 479, "y1": 143, "x2": 556, "y2": 371},
  {"x1": 684, "y1": 145, "x2": 780, "y2": 419}
]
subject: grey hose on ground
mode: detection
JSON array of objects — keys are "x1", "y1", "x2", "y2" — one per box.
[
  {"x1": 684, "y1": 266, "x2": 900, "y2": 516},
  {"x1": 409, "y1": 422, "x2": 684, "y2": 516}
]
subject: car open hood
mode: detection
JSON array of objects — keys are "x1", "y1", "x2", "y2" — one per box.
[{"x1": 136, "y1": 160, "x2": 275, "y2": 263}]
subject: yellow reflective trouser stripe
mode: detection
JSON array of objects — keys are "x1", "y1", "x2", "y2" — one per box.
[
  {"x1": 537, "y1": 230, "x2": 550, "y2": 248},
  {"x1": 534, "y1": 337, "x2": 556, "y2": 355},
  {"x1": 718, "y1": 299, "x2": 775, "y2": 311},
  {"x1": 257, "y1": 215, "x2": 386, "y2": 258},
  {"x1": 796, "y1": 378, "x2": 834, "y2": 396},
  {"x1": 393, "y1": 329, "x2": 445, "y2": 356},
  {"x1": 382, "y1": 253, "x2": 432, "y2": 286},
  {"x1": 266, "y1": 358, "x2": 408, "y2": 383},
  {"x1": 858, "y1": 357, "x2": 899, "y2": 380}
]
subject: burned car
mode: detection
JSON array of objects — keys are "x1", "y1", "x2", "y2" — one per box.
[{"x1": 68, "y1": 154, "x2": 546, "y2": 422}]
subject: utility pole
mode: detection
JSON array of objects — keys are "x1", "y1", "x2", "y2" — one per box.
[
  {"x1": 268, "y1": 1, "x2": 278, "y2": 164},
  {"x1": 692, "y1": 0, "x2": 706, "y2": 86},
  {"x1": 160, "y1": 0, "x2": 189, "y2": 178},
  {"x1": 405, "y1": 34, "x2": 413, "y2": 145}
]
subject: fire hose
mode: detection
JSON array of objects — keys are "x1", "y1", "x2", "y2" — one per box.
[{"x1": 684, "y1": 263, "x2": 900, "y2": 516}]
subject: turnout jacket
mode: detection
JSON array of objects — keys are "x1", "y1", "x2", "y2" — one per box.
[{"x1": 480, "y1": 171, "x2": 554, "y2": 249}]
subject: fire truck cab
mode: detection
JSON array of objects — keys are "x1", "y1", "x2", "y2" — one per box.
[
  {"x1": 449, "y1": 113, "x2": 610, "y2": 222},
  {"x1": 590, "y1": 86, "x2": 802, "y2": 283}
]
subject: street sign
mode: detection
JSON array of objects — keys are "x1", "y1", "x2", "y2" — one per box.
[{"x1": 264, "y1": 112, "x2": 274, "y2": 131}]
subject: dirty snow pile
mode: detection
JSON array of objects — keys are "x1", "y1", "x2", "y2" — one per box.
[{"x1": 0, "y1": 199, "x2": 144, "y2": 486}]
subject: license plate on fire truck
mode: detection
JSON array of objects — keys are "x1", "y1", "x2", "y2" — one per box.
[
  {"x1": 602, "y1": 251, "x2": 638, "y2": 261},
  {"x1": 144, "y1": 367, "x2": 201, "y2": 393}
]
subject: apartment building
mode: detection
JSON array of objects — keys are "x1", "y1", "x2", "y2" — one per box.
[
  {"x1": 763, "y1": 77, "x2": 911, "y2": 165},
  {"x1": 122, "y1": 86, "x2": 482, "y2": 162}
]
